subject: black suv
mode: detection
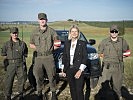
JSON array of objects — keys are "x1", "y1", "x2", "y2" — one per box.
[{"x1": 28, "y1": 30, "x2": 101, "y2": 88}]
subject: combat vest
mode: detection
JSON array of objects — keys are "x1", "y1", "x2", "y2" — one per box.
[{"x1": 4, "y1": 39, "x2": 25, "y2": 60}]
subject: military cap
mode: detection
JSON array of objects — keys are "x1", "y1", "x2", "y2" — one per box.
[
  {"x1": 38, "y1": 13, "x2": 47, "y2": 20},
  {"x1": 110, "y1": 25, "x2": 119, "y2": 31},
  {"x1": 10, "y1": 27, "x2": 19, "y2": 33}
]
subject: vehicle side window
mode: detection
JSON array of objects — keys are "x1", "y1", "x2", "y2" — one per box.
[
  {"x1": 79, "y1": 34, "x2": 86, "y2": 41},
  {"x1": 57, "y1": 31, "x2": 68, "y2": 42},
  {"x1": 59, "y1": 33, "x2": 68, "y2": 41}
]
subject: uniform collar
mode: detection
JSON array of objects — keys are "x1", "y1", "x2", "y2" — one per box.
[{"x1": 39, "y1": 25, "x2": 48, "y2": 34}]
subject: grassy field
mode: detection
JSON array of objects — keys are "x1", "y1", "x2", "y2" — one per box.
[{"x1": 0, "y1": 21, "x2": 133, "y2": 99}]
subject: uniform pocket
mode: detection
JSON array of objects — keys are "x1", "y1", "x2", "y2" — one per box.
[
  {"x1": 104, "y1": 43, "x2": 111, "y2": 56},
  {"x1": 34, "y1": 35, "x2": 40, "y2": 45}
]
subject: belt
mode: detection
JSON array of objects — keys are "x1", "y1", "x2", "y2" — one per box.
[
  {"x1": 104, "y1": 62, "x2": 120, "y2": 65},
  {"x1": 37, "y1": 51, "x2": 52, "y2": 56},
  {"x1": 8, "y1": 59, "x2": 23, "y2": 63}
]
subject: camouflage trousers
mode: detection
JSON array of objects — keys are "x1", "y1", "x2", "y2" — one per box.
[
  {"x1": 4, "y1": 62, "x2": 27, "y2": 96},
  {"x1": 33, "y1": 54, "x2": 56, "y2": 93},
  {"x1": 98, "y1": 62, "x2": 124, "y2": 97}
]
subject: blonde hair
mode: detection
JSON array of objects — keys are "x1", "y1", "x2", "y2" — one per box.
[{"x1": 68, "y1": 24, "x2": 80, "y2": 40}]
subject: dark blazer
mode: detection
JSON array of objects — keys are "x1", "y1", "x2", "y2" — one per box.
[{"x1": 62, "y1": 40, "x2": 88, "y2": 72}]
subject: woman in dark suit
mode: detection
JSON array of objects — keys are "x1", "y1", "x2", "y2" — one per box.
[{"x1": 61, "y1": 25, "x2": 88, "y2": 100}]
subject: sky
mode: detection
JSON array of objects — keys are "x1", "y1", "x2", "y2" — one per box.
[{"x1": 0, "y1": 0, "x2": 133, "y2": 22}]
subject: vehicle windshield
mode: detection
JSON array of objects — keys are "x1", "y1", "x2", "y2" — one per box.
[{"x1": 56, "y1": 30, "x2": 88, "y2": 42}]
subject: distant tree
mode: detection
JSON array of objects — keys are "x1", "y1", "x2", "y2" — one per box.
[{"x1": 67, "y1": 19, "x2": 73, "y2": 21}]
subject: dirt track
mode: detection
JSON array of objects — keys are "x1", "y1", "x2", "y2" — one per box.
[{"x1": 0, "y1": 69, "x2": 133, "y2": 100}]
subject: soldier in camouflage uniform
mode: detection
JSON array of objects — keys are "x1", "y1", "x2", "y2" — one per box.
[
  {"x1": 98, "y1": 25, "x2": 130, "y2": 100},
  {"x1": 1, "y1": 27, "x2": 28, "y2": 100},
  {"x1": 30, "y1": 13, "x2": 60, "y2": 100}
]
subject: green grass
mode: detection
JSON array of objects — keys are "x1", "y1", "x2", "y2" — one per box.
[{"x1": 0, "y1": 21, "x2": 133, "y2": 91}]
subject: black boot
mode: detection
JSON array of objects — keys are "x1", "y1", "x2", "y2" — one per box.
[{"x1": 51, "y1": 92, "x2": 58, "y2": 100}]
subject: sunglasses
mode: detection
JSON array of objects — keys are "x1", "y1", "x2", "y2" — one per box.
[{"x1": 110, "y1": 30, "x2": 118, "y2": 33}]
